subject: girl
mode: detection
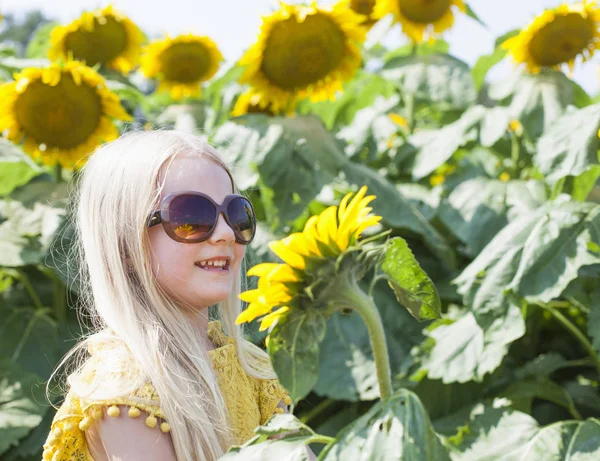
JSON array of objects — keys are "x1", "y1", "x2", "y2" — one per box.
[{"x1": 42, "y1": 130, "x2": 290, "y2": 461}]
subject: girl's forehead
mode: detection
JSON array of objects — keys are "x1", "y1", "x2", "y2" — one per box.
[{"x1": 159, "y1": 156, "x2": 232, "y2": 200}]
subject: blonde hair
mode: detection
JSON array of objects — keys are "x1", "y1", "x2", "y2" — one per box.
[{"x1": 49, "y1": 130, "x2": 275, "y2": 460}]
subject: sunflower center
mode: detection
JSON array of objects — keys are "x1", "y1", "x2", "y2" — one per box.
[
  {"x1": 14, "y1": 73, "x2": 102, "y2": 149},
  {"x1": 260, "y1": 13, "x2": 346, "y2": 90},
  {"x1": 64, "y1": 16, "x2": 128, "y2": 66},
  {"x1": 528, "y1": 13, "x2": 595, "y2": 67},
  {"x1": 351, "y1": 0, "x2": 376, "y2": 16},
  {"x1": 398, "y1": 0, "x2": 452, "y2": 24},
  {"x1": 159, "y1": 42, "x2": 212, "y2": 83}
]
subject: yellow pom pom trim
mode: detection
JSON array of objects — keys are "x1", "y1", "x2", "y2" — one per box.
[
  {"x1": 52, "y1": 426, "x2": 63, "y2": 438},
  {"x1": 146, "y1": 415, "x2": 157, "y2": 428},
  {"x1": 274, "y1": 407, "x2": 284, "y2": 414},
  {"x1": 64, "y1": 421, "x2": 75, "y2": 431},
  {"x1": 128, "y1": 406, "x2": 141, "y2": 418},
  {"x1": 283, "y1": 395, "x2": 292, "y2": 406},
  {"x1": 42, "y1": 448, "x2": 53, "y2": 460},
  {"x1": 160, "y1": 422, "x2": 171, "y2": 433},
  {"x1": 79, "y1": 417, "x2": 91, "y2": 431},
  {"x1": 107, "y1": 405, "x2": 120, "y2": 417},
  {"x1": 46, "y1": 435, "x2": 57, "y2": 445},
  {"x1": 92, "y1": 408, "x2": 103, "y2": 420}
]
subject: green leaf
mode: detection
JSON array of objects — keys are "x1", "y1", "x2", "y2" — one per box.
[
  {"x1": 570, "y1": 165, "x2": 600, "y2": 202},
  {"x1": 422, "y1": 303, "x2": 525, "y2": 383},
  {"x1": 454, "y1": 200, "x2": 600, "y2": 309},
  {"x1": 0, "y1": 358, "x2": 47, "y2": 455},
  {"x1": 501, "y1": 377, "x2": 580, "y2": 418},
  {"x1": 535, "y1": 104, "x2": 600, "y2": 185},
  {"x1": 0, "y1": 138, "x2": 40, "y2": 197},
  {"x1": 380, "y1": 237, "x2": 441, "y2": 321},
  {"x1": 437, "y1": 178, "x2": 547, "y2": 257},
  {"x1": 105, "y1": 80, "x2": 146, "y2": 106},
  {"x1": 268, "y1": 308, "x2": 327, "y2": 404},
  {"x1": 445, "y1": 404, "x2": 539, "y2": 461},
  {"x1": 410, "y1": 106, "x2": 486, "y2": 180},
  {"x1": 472, "y1": 47, "x2": 507, "y2": 91},
  {"x1": 521, "y1": 418, "x2": 600, "y2": 459},
  {"x1": 464, "y1": 3, "x2": 486, "y2": 27},
  {"x1": 488, "y1": 70, "x2": 575, "y2": 141},
  {"x1": 322, "y1": 389, "x2": 451, "y2": 460},
  {"x1": 314, "y1": 283, "x2": 424, "y2": 401},
  {"x1": 212, "y1": 115, "x2": 344, "y2": 226},
  {"x1": 382, "y1": 54, "x2": 476, "y2": 111},
  {"x1": 343, "y1": 162, "x2": 457, "y2": 268},
  {"x1": 383, "y1": 40, "x2": 450, "y2": 62}
]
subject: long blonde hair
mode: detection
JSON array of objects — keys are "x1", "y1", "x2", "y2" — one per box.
[{"x1": 50, "y1": 130, "x2": 275, "y2": 460}]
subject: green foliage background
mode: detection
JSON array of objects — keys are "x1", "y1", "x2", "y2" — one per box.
[{"x1": 1, "y1": 8, "x2": 600, "y2": 460}]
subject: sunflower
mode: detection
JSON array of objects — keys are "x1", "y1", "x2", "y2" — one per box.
[
  {"x1": 231, "y1": 90, "x2": 279, "y2": 117},
  {"x1": 236, "y1": 186, "x2": 381, "y2": 330},
  {"x1": 502, "y1": 1, "x2": 600, "y2": 73},
  {"x1": 48, "y1": 5, "x2": 143, "y2": 75},
  {"x1": 337, "y1": 0, "x2": 378, "y2": 27},
  {"x1": 141, "y1": 34, "x2": 223, "y2": 100},
  {"x1": 0, "y1": 61, "x2": 131, "y2": 168},
  {"x1": 238, "y1": 2, "x2": 366, "y2": 114},
  {"x1": 373, "y1": 0, "x2": 466, "y2": 43}
]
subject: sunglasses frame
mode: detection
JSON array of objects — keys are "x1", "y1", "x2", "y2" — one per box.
[{"x1": 147, "y1": 190, "x2": 256, "y2": 244}]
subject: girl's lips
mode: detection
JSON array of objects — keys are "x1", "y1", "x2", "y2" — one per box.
[{"x1": 195, "y1": 260, "x2": 231, "y2": 273}]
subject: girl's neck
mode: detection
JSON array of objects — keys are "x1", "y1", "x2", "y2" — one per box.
[{"x1": 188, "y1": 309, "x2": 217, "y2": 351}]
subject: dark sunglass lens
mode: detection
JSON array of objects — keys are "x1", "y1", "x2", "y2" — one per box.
[
  {"x1": 227, "y1": 197, "x2": 255, "y2": 243},
  {"x1": 169, "y1": 195, "x2": 216, "y2": 240}
]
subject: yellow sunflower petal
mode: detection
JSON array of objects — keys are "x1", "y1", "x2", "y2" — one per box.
[{"x1": 259, "y1": 306, "x2": 290, "y2": 331}]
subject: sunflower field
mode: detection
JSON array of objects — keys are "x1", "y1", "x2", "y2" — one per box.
[{"x1": 2, "y1": 0, "x2": 600, "y2": 459}]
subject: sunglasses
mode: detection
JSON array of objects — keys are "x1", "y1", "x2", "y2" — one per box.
[{"x1": 147, "y1": 191, "x2": 256, "y2": 245}]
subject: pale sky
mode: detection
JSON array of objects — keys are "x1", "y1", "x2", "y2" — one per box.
[{"x1": 1, "y1": 0, "x2": 597, "y2": 94}]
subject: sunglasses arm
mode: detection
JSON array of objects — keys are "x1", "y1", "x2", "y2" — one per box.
[{"x1": 147, "y1": 211, "x2": 162, "y2": 228}]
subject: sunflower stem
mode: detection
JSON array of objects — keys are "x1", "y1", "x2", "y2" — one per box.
[
  {"x1": 510, "y1": 130, "x2": 520, "y2": 177},
  {"x1": 54, "y1": 164, "x2": 63, "y2": 183},
  {"x1": 332, "y1": 270, "x2": 393, "y2": 400},
  {"x1": 534, "y1": 302, "x2": 600, "y2": 380}
]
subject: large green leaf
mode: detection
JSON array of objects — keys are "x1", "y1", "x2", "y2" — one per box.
[
  {"x1": 0, "y1": 181, "x2": 67, "y2": 267},
  {"x1": 382, "y1": 54, "x2": 476, "y2": 111},
  {"x1": 314, "y1": 283, "x2": 424, "y2": 401},
  {"x1": 0, "y1": 358, "x2": 47, "y2": 455},
  {"x1": 379, "y1": 237, "x2": 441, "y2": 321},
  {"x1": 535, "y1": 104, "x2": 600, "y2": 185},
  {"x1": 488, "y1": 70, "x2": 575, "y2": 141},
  {"x1": 521, "y1": 418, "x2": 600, "y2": 459},
  {"x1": 454, "y1": 199, "x2": 600, "y2": 309},
  {"x1": 444, "y1": 404, "x2": 539, "y2": 461},
  {"x1": 322, "y1": 389, "x2": 451, "y2": 460},
  {"x1": 0, "y1": 138, "x2": 40, "y2": 197},
  {"x1": 268, "y1": 308, "x2": 327, "y2": 404},
  {"x1": 343, "y1": 161, "x2": 457, "y2": 268},
  {"x1": 421, "y1": 303, "x2": 525, "y2": 383},
  {"x1": 212, "y1": 115, "x2": 344, "y2": 226},
  {"x1": 222, "y1": 414, "x2": 320, "y2": 461},
  {"x1": 437, "y1": 178, "x2": 547, "y2": 257}
]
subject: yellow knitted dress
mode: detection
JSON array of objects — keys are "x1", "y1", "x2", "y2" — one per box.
[{"x1": 41, "y1": 321, "x2": 290, "y2": 460}]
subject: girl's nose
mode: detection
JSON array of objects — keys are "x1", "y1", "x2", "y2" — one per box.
[{"x1": 209, "y1": 213, "x2": 235, "y2": 244}]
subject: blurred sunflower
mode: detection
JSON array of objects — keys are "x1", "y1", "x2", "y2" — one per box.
[
  {"x1": 238, "y1": 2, "x2": 366, "y2": 114},
  {"x1": 373, "y1": 0, "x2": 466, "y2": 43},
  {"x1": 49, "y1": 5, "x2": 143, "y2": 75},
  {"x1": 232, "y1": 90, "x2": 279, "y2": 117},
  {"x1": 337, "y1": 0, "x2": 378, "y2": 27},
  {"x1": 503, "y1": 1, "x2": 600, "y2": 73},
  {"x1": 0, "y1": 61, "x2": 131, "y2": 168},
  {"x1": 141, "y1": 34, "x2": 223, "y2": 100},
  {"x1": 236, "y1": 186, "x2": 381, "y2": 330}
]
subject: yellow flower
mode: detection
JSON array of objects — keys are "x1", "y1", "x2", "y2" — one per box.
[
  {"x1": 499, "y1": 172, "x2": 511, "y2": 182},
  {"x1": 373, "y1": 0, "x2": 466, "y2": 43},
  {"x1": 389, "y1": 113, "x2": 408, "y2": 127},
  {"x1": 336, "y1": 0, "x2": 378, "y2": 27},
  {"x1": 0, "y1": 61, "x2": 131, "y2": 168},
  {"x1": 238, "y1": 2, "x2": 366, "y2": 114},
  {"x1": 503, "y1": 1, "x2": 600, "y2": 73},
  {"x1": 232, "y1": 90, "x2": 277, "y2": 117},
  {"x1": 236, "y1": 186, "x2": 381, "y2": 330},
  {"x1": 48, "y1": 5, "x2": 143, "y2": 75},
  {"x1": 141, "y1": 33, "x2": 223, "y2": 100}
]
